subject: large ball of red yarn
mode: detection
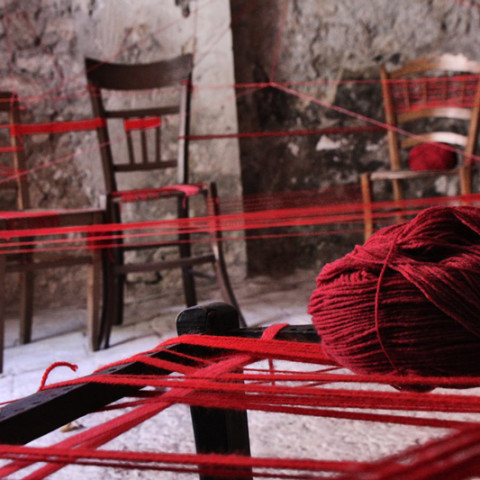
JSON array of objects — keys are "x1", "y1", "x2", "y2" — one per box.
[
  {"x1": 408, "y1": 142, "x2": 457, "y2": 171},
  {"x1": 308, "y1": 206, "x2": 480, "y2": 379}
]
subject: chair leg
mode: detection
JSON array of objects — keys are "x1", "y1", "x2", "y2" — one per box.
[
  {"x1": 101, "y1": 264, "x2": 123, "y2": 349},
  {"x1": 107, "y1": 246, "x2": 125, "y2": 327},
  {"x1": 392, "y1": 176, "x2": 405, "y2": 226},
  {"x1": 206, "y1": 182, "x2": 245, "y2": 327},
  {"x1": 181, "y1": 265, "x2": 197, "y2": 307},
  {"x1": 360, "y1": 173, "x2": 373, "y2": 242},
  {"x1": 460, "y1": 166, "x2": 472, "y2": 203},
  {"x1": 87, "y1": 247, "x2": 102, "y2": 351},
  {"x1": 178, "y1": 197, "x2": 197, "y2": 307},
  {"x1": 115, "y1": 273, "x2": 125, "y2": 326},
  {"x1": 106, "y1": 201, "x2": 126, "y2": 327},
  {"x1": 0, "y1": 255, "x2": 5, "y2": 373},
  {"x1": 19, "y1": 258, "x2": 34, "y2": 345},
  {"x1": 213, "y1": 251, "x2": 246, "y2": 327}
]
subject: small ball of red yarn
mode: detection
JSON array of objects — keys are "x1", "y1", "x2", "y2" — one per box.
[
  {"x1": 408, "y1": 142, "x2": 457, "y2": 171},
  {"x1": 308, "y1": 206, "x2": 480, "y2": 379}
]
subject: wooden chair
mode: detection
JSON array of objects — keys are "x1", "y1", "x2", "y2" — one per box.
[
  {"x1": 0, "y1": 91, "x2": 105, "y2": 372},
  {"x1": 361, "y1": 53, "x2": 480, "y2": 239},
  {"x1": 85, "y1": 54, "x2": 244, "y2": 346}
]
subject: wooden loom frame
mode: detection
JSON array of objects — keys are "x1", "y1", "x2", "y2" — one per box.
[{"x1": 0, "y1": 303, "x2": 319, "y2": 480}]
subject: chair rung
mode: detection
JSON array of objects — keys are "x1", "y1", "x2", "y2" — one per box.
[
  {"x1": 105, "y1": 105, "x2": 179, "y2": 119},
  {"x1": 120, "y1": 241, "x2": 183, "y2": 251},
  {"x1": 114, "y1": 161, "x2": 177, "y2": 173},
  {"x1": 0, "y1": 180, "x2": 17, "y2": 190},
  {"x1": 113, "y1": 253, "x2": 216, "y2": 275},
  {"x1": 6, "y1": 255, "x2": 93, "y2": 272},
  {"x1": 192, "y1": 269, "x2": 216, "y2": 280}
]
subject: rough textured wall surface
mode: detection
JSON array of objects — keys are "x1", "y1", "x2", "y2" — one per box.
[
  {"x1": 3, "y1": 0, "x2": 480, "y2": 310},
  {"x1": 1, "y1": 0, "x2": 243, "y2": 311},
  {"x1": 231, "y1": 0, "x2": 480, "y2": 275}
]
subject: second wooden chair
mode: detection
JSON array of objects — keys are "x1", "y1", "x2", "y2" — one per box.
[
  {"x1": 85, "y1": 54, "x2": 244, "y2": 346},
  {"x1": 0, "y1": 92, "x2": 105, "y2": 372},
  {"x1": 361, "y1": 53, "x2": 480, "y2": 239}
]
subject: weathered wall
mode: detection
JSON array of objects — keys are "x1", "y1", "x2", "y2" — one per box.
[
  {"x1": 231, "y1": 0, "x2": 480, "y2": 275},
  {"x1": 1, "y1": 0, "x2": 243, "y2": 311},
  {"x1": 3, "y1": 0, "x2": 480, "y2": 311}
]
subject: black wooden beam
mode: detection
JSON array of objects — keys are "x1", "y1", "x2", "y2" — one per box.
[{"x1": 0, "y1": 303, "x2": 319, "y2": 446}]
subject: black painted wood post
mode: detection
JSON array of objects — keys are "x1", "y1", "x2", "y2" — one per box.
[{"x1": 176, "y1": 303, "x2": 252, "y2": 480}]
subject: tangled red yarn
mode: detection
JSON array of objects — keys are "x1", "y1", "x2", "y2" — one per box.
[
  {"x1": 308, "y1": 206, "x2": 480, "y2": 379},
  {"x1": 408, "y1": 142, "x2": 457, "y2": 171}
]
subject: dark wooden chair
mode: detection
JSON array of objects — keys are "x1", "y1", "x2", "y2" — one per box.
[
  {"x1": 0, "y1": 91, "x2": 105, "y2": 372},
  {"x1": 85, "y1": 54, "x2": 244, "y2": 346},
  {"x1": 361, "y1": 53, "x2": 480, "y2": 239}
]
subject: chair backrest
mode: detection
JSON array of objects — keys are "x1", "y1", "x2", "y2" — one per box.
[
  {"x1": 0, "y1": 91, "x2": 30, "y2": 211},
  {"x1": 381, "y1": 53, "x2": 480, "y2": 173},
  {"x1": 85, "y1": 54, "x2": 194, "y2": 194}
]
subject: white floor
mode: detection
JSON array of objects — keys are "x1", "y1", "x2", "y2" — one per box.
[{"x1": 1, "y1": 269, "x2": 316, "y2": 398}]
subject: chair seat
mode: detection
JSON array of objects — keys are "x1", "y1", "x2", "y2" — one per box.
[
  {"x1": 369, "y1": 167, "x2": 462, "y2": 182},
  {"x1": 0, "y1": 208, "x2": 103, "y2": 228},
  {"x1": 111, "y1": 184, "x2": 203, "y2": 203},
  {"x1": 0, "y1": 207, "x2": 103, "y2": 218}
]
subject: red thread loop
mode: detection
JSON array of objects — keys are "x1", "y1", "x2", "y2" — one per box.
[
  {"x1": 13, "y1": 118, "x2": 106, "y2": 136},
  {"x1": 123, "y1": 116, "x2": 161, "y2": 132},
  {"x1": 39, "y1": 362, "x2": 78, "y2": 391}
]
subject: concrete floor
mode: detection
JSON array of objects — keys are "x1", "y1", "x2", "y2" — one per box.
[
  {"x1": 0, "y1": 268, "x2": 465, "y2": 479},
  {"x1": 1, "y1": 269, "x2": 316, "y2": 396}
]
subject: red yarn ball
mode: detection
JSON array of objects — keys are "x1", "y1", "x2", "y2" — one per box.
[
  {"x1": 308, "y1": 206, "x2": 480, "y2": 380},
  {"x1": 408, "y1": 142, "x2": 457, "y2": 171}
]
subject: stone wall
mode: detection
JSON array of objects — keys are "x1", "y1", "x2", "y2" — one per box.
[
  {"x1": 1, "y1": 0, "x2": 243, "y2": 311},
  {"x1": 3, "y1": 0, "x2": 480, "y2": 311},
  {"x1": 231, "y1": 0, "x2": 480, "y2": 274}
]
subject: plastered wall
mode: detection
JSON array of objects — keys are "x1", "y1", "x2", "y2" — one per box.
[{"x1": 1, "y1": 0, "x2": 244, "y2": 311}]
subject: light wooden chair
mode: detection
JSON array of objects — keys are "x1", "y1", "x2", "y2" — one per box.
[
  {"x1": 85, "y1": 54, "x2": 244, "y2": 347},
  {"x1": 361, "y1": 54, "x2": 480, "y2": 239},
  {"x1": 0, "y1": 91, "x2": 105, "y2": 372}
]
